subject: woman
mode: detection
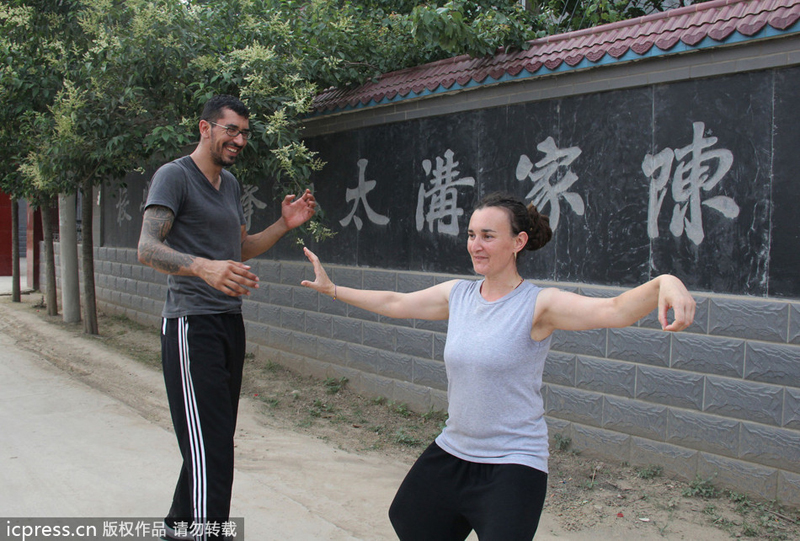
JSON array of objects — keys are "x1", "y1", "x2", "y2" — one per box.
[{"x1": 301, "y1": 192, "x2": 695, "y2": 541}]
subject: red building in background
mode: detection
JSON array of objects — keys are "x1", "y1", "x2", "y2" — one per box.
[{"x1": 0, "y1": 191, "x2": 11, "y2": 276}]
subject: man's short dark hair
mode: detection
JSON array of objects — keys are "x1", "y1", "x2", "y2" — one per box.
[{"x1": 200, "y1": 95, "x2": 249, "y2": 123}]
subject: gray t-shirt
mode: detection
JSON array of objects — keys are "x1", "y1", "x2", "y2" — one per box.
[
  {"x1": 436, "y1": 279, "x2": 552, "y2": 473},
  {"x1": 144, "y1": 155, "x2": 246, "y2": 318}
]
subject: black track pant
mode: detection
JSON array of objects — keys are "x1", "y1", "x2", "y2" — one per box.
[
  {"x1": 161, "y1": 314, "x2": 245, "y2": 539},
  {"x1": 389, "y1": 442, "x2": 548, "y2": 541}
]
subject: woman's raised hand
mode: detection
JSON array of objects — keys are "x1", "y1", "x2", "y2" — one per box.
[{"x1": 301, "y1": 247, "x2": 336, "y2": 298}]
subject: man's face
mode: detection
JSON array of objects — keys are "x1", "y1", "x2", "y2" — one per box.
[{"x1": 207, "y1": 108, "x2": 249, "y2": 167}]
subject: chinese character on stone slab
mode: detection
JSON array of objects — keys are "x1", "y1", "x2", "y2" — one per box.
[
  {"x1": 416, "y1": 149, "x2": 475, "y2": 237},
  {"x1": 642, "y1": 121, "x2": 739, "y2": 245},
  {"x1": 116, "y1": 187, "x2": 132, "y2": 226},
  {"x1": 340, "y1": 158, "x2": 390, "y2": 230},
  {"x1": 240, "y1": 184, "x2": 267, "y2": 231},
  {"x1": 515, "y1": 136, "x2": 584, "y2": 230}
]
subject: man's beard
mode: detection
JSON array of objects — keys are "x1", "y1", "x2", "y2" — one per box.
[{"x1": 211, "y1": 145, "x2": 242, "y2": 167}]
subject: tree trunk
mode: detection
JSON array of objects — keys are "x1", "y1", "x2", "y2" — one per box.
[
  {"x1": 59, "y1": 193, "x2": 81, "y2": 323},
  {"x1": 41, "y1": 197, "x2": 58, "y2": 317},
  {"x1": 80, "y1": 177, "x2": 98, "y2": 335},
  {"x1": 11, "y1": 198, "x2": 20, "y2": 303}
]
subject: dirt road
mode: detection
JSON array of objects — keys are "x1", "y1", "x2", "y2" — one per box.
[{"x1": 0, "y1": 299, "x2": 412, "y2": 539}]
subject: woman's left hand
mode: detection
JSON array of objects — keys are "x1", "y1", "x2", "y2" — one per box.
[{"x1": 657, "y1": 275, "x2": 696, "y2": 331}]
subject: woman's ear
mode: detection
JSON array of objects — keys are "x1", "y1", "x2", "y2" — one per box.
[{"x1": 516, "y1": 231, "x2": 529, "y2": 251}]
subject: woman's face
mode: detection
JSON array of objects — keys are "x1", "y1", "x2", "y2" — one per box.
[{"x1": 467, "y1": 206, "x2": 520, "y2": 277}]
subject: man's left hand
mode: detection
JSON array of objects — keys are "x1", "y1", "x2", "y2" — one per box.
[{"x1": 281, "y1": 189, "x2": 317, "y2": 230}]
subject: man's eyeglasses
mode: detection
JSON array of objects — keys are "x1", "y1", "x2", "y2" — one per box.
[{"x1": 210, "y1": 122, "x2": 252, "y2": 140}]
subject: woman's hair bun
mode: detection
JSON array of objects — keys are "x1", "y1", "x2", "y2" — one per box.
[{"x1": 525, "y1": 202, "x2": 552, "y2": 251}]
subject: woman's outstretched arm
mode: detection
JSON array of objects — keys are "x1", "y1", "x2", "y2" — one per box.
[
  {"x1": 301, "y1": 247, "x2": 455, "y2": 321},
  {"x1": 532, "y1": 275, "x2": 696, "y2": 341}
]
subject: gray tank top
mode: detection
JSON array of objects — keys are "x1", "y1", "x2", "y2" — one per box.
[{"x1": 435, "y1": 279, "x2": 552, "y2": 473}]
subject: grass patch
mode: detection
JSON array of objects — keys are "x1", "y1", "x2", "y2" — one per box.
[
  {"x1": 394, "y1": 429, "x2": 423, "y2": 447},
  {"x1": 553, "y1": 433, "x2": 572, "y2": 452},
  {"x1": 683, "y1": 475, "x2": 720, "y2": 499},
  {"x1": 323, "y1": 376, "x2": 348, "y2": 394},
  {"x1": 635, "y1": 464, "x2": 664, "y2": 480}
]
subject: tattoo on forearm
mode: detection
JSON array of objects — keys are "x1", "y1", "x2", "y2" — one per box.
[
  {"x1": 139, "y1": 206, "x2": 195, "y2": 274},
  {"x1": 144, "y1": 206, "x2": 174, "y2": 241}
]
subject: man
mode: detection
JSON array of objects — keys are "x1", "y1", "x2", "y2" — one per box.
[{"x1": 138, "y1": 95, "x2": 316, "y2": 540}]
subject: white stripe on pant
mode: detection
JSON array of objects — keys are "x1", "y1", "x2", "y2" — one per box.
[{"x1": 178, "y1": 317, "x2": 207, "y2": 541}]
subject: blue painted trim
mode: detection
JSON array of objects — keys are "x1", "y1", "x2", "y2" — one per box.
[{"x1": 310, "y1": 22, "x2": 800, "y2": 117}]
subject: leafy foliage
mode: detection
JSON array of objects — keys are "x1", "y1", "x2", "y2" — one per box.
[
  {"x1": 410, "y1": 0, "x2": 541, "y2": 58},
  {"x1": 0, "y1": 1, "x2": 80, "y2": 203}
]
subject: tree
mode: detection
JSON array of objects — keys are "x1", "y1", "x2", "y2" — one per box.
[
  {"x1": 4, "y1": 0, "x2": 696, "y2": 333},
  {"x1": 30, "y1": 0, "x2": 203, "y2": 333},
  {"x1": 0, "y1": 1, "x2": 76, "y2": 310},
  {"x1": 17, "y1": 152, "x2": 60, "y2": 317}
]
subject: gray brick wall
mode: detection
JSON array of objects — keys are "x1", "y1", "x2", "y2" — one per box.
[{"x1": 57, "y1": 246, "x2": 800, "y2": 507}]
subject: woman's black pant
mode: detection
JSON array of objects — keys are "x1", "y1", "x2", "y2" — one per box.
[{"x1": 389, "y1": 442, "x2": 548, "y2": 541}]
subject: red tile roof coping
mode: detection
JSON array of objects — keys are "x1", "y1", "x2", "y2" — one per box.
[{"x1": 313, "y1": 0, "x2": 800, "y2": 114}]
